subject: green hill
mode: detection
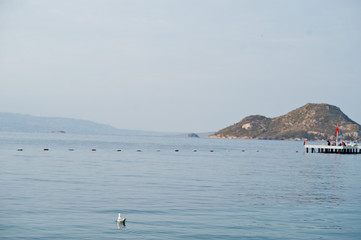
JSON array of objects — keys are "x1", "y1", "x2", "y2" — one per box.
[{"x1": 209, "y1": 103, "x2": 361, "y2": 141}]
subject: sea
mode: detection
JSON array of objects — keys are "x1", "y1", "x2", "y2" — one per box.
[{"x1": 0, "y1": 132, "x2": 360, "y2": 240}]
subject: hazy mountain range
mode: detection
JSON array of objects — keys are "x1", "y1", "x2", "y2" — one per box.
[
  {"x1": 0, "y1": 112, "x2": 211, "y2": 137},
  {"x1": 0, "y1": 112, "x2": 150, "y2": 135}
]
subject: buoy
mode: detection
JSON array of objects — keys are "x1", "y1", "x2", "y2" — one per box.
[{"x1": 117, "y1": 213, "x2": 126, "y2": 224}]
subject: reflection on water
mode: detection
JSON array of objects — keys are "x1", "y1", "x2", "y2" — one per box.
[{"x1": 117, "y1": 221, "x2": 126, "y2": 229}]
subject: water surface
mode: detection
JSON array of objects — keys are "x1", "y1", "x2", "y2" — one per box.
[{"x1": 1, "y1": 133, "x2": 360, "y2": 239}]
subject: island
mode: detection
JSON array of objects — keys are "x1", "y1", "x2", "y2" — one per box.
[{"x1": 208, "y1": 103, "x2": 361, "y2": 141}]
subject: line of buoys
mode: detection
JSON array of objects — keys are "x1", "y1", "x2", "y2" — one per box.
[
  {"x1": 12, "y1": 148, "x2": 300, "y2": 153},
  {"x1": 14, "y1": 148, "x2": 270, "y2": 153},
  {"x1": 16, "y1": 149, "x2": 218, "y2": 152}
]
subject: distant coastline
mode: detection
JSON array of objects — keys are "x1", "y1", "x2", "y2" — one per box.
[{"x1": 0, "y1": 112, "x2": 162, "y2": 136}]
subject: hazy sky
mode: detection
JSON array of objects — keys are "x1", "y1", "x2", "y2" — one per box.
[{"x1": 1, "y1": 0, "x2": 360, "y2": 132}]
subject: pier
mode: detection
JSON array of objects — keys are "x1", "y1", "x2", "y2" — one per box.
[{"x1": 305, "y1": 144, "x2": 361, "y2": 154}]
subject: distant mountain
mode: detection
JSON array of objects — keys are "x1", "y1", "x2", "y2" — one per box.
[
  {"x1": 209, "y1": 103, "x2": 361, "y2": 141},
  {"x1": 0, "y1": 112, "x2": 143, "y2": 135}
]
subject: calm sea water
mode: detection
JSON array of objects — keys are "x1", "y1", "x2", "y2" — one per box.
[{"x1": 0, "y1": 132, "x2": 360, "y2": 239}]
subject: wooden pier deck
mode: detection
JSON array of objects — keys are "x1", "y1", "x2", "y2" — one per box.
[{"x1": 305, "y1": 144, "x2": 361, "y2": 154}]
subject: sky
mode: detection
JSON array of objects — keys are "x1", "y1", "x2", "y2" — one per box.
[{"x1": 0, "y1": 0, "x2": 360, "y2": 132}]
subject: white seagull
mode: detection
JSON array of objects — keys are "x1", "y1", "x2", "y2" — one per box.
[{"x1": 117, "y1": 213, "x2": 126, "y2": 224}]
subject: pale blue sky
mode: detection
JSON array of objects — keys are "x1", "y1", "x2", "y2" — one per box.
[{"x1": 0, "y1": 0, "x2": 360, "y2": 132}]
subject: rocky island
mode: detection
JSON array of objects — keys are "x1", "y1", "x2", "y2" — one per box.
[
  {"x1": 209, "y1": 103, "x2": 361, "y2": 141},
  {"x1": 188, "y1": 133, "x2": 200, "y2": 138}
]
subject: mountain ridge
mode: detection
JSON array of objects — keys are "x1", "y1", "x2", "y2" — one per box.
[
  {"x1": 209, "y1": 103, "x2": 361, "y2": 141},
  {"x1": 0, "y1": 112, "x2": 149, "y2": 135}
]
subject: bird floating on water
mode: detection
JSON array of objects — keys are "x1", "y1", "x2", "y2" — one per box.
[{"x1": 117, "y1": 213, "x2": 126, "y2": 224}]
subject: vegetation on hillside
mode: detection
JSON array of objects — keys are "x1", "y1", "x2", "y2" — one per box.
[{"x1": 209, "y1": 103, "x2": 361, "y2": 141}]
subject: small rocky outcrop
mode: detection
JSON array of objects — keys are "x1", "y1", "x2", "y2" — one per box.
[{"x1": 188, "y1": 133, "x2": 200, "y2": 138}]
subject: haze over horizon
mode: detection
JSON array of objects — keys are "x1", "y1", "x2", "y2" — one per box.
[{"x1": 1, "y1": 0, "x2": 360, "y2": 132}]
